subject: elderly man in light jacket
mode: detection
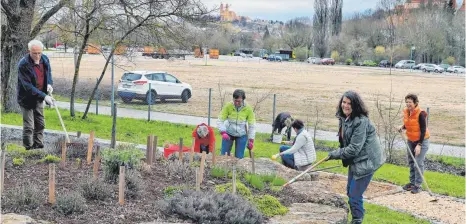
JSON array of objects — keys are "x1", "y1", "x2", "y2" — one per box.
[{"x1": 277, "y1": 119, "x2": 316, "y2": 170}]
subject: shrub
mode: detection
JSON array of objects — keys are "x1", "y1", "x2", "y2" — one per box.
[
  {"x1": 270, "y1": 186, "x2": 282, "y2": 193},
  {"x1": 6, "y1": 144, "x2": 44, "y2": 159},
  {"x1": 40, "y1": 155, "x2": 61, "y2": 164},
  {"x1": 80, "y1": 178, "x2": 112, "y2": 201},
  {"x1": 215, "y1": 182, "x2": 252, "y2": 198},
  {"x1": 252, "y1": 195, "x2": 288, "y2": 217},
  {"x1": 331, "y1": 50, "x2": 340, "y2": 63},
  {"x1": 164, "y1": 160, "x2": 195, "y2": 182},
  {"x1": 125, "y1": 170, "x2": 143, "y2": 199},
  {"x1": 271, "y1": 176, "x2": 287, "y2": 186},
  {"x1": 161, "y1": 190, "x2": 263, "y2": 224},
  {"x1": 101, "y1": 147, "x2": 144, "y2": 183},
  {"x1": 445, "y1": 56, "x2": 455, "y2": 65},
  {"x1": 12, "y1": 157, "x2": 25, "y2": 166},
  {"x1": 345, "y1": 58, "x2": 353, "y2": 65},
  {"x1": 54, "y1": 192, "x2": 86, "y2": 216},
  {"x1": 2, "y1": 184, "x2": 40, "y2": 212}
]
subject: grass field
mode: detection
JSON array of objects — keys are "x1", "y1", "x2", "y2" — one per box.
[
  {"x1": 48, "y1": 54, "x2": 465, "y2": 145},
  {"x1": 2, "y1": 107, "x2": 464, "y2": 198}
]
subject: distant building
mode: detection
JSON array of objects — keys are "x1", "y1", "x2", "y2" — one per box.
[{"x1": 220, "y1": 3, "x2": 250, "y2": 22}]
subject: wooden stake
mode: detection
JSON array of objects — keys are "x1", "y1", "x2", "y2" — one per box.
[
  {"x1": 60, "y1": 140, "x2": 67, "y2": 169},
  {"x1": 152, "y1": 136, "x2": 158, "y2": 164},
  {"x1": 189, "y1": 137, "x2": 195, "y2": 164},
  {"x1": 87, "y1": 130, "x2": 95, "y2": 165},
  {"x1": 119, "y1": 165, "x2": 125, "y2": 205},
  {"x1": 232, "y1": 167, "x2": 237, "y2": 194},
  {"x1": 146, "y1": 135, "x2": 153, "y2": 164},
  {"x1": 77, "y1": 131, "x2": 81, "y2": 138},
  {"x1": 93, "y1": 146, "x2": 101, "y2": 179},
  {"x1": 195, "y1": 167, "x2": 200, "y2": 191},
  {"x1": 178, "y1": 138, "x2": 183, "y2": 162},
  {"x1": 199, "y1": 151, "x2": 206, "y2": 184},
  {"x1": 212, "y1": 142, "x2": 216, "y2": 165},
  {"x1": 48, "y1": 164, "x2": 56, "y2": 204},
  {"x1": 0, "y1": 150, "x2": 6, "y2": 193}
]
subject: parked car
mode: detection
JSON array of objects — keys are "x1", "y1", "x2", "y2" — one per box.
[
  {"x1": 421, "y1": 64, "x2": 444, "y2": 73},
  {"x1": 447, "y1": 66, "x2": 465, "y2": 73},
  {"x1": 378, "y1": 60, "x2": 393, "y2": 67},
  {"x1": 267, "y1": 55, "x2": 282, "y2": 62},
  {"x1": 246, "y1": 54, "x2": 253, "y2": 58},
  {"x1": 321, "y1": 58, "x2": 335, "y2": 65},
  {"x1": 412, "y1": 63, "x2": 427, "y2": 70},
  {"x1": 240, "y1": 53, "x2": 246, "y2": 58},
  {"x1": 395, "y1": 60, "x2": 415, "y2": 69},
  {"x1": 307, "y1": 57, "x2": 317, "y2": 64},
  {"x1": 362, "y1": 60, "x2": 377, "y2": 67},
  {"x1": 117, "y1": 71, "x2": 192, "y2": 104},
  {"x1": 438, "y1": 64, "x2": 450, "y2": 71}
]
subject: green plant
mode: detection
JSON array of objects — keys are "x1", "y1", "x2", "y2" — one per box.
[
  {"x1": 270, "y1": 186, "x2": 282, "y2": 193},
  {"x1": 260, "y1": 174, "x2": 275, "y2": 183},
  {"x1": 215, "y1": 182, "x2": 252, "y2": 198},
  {"x1": 252, "y1": 195, "x2": 288, "y2": 217},
  {"x1": 40, "y1": 155, "x2": 61, "y2": 164},
  {"x1": 6, "y1": 144, "x2": 43, "y2": 159},
  {"x1": 164, "y1": 186, "x2": 185, "y2": 198},
  {"x1": 80, "y1": 178, "x2": 112, "y2": 201},
  {"x1": 3, "y1": 184, "x2": 40, "y2": 212},
  {"x1": 101, "y1": 147, "x2": 144, "y2": 182},
  {"x1": 271, "y1": 176, "x2": 287, "y2": 186},
  {"x1": 12, "y1": 157, "x2": 25, "y2": 166},
  {"x1": 54, "y1": 192, "x2": 87, "y2": 216},
  {"x1": 345, "y1": 58, "x2": 353, "y2": 65},
  {"x1": 445, "y1": 56, "x2": 455, "y2": 65},
  {"x1": 331, "y1": 50, "x2": 340, "y2": 62},
  {"x1": 211, "y1": 166, "x2": 227, "y2": 178},
  {"x1": 248, "y1": 174, "x2": 265, "y2": 191},
  {"x1": 75, "y1": 158, "x2": 81, "y2": 166}
]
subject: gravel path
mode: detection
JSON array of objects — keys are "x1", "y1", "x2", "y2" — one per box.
[{"x1": 370, "y1": 191, "x2": 465, "y2": 224}]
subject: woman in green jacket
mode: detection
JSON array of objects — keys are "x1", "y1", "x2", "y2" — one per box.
[
  {"x1": 217, "y1": 89, "x2": 256, "y2": 158},
  {"x1": 327, "y1": 91, "x2": 385, "y2": 224}
]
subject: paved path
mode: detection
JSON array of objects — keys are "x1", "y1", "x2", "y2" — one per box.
[{"x1": 55, "y1": 101, "x2": 465, "y2": 158}]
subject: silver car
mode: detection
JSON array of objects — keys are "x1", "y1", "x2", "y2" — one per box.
[
  {"x1": 447, "y1": 66, "x2": 465, "y2": 73},
  {"x1": 421, "y1": 64, "x2": 444, "y2": 73}
]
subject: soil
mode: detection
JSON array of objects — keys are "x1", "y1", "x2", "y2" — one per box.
[{"x1": 48, "y1": 55, "x2": 465, "y2": 145}]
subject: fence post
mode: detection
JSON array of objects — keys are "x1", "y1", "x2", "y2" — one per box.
[
  {"x1": 272, "y1": 94, "x2": 276, "y2": 123},
  {"x1": 48, "y1": 164, "x2": 56, "y2": 204},
  {"x1": 119, "y1": 165, "x2": 125, "y2": 205},
  {"x1": 208, "y1": 88, "x2": 212, "y2": 126},
  {"x1": 148, "y1": 83, "x2": 152, "y2": 121},
  {"x1": 426, "y1": 107, "x2": 430, "y2": 126},
  {"x1": 111, "y1": 103, "x2": 117, "y2": 148},
  {"x1": 95, "y1": 78, "x2": 99, "y2": 115},
  {"x1": 179, "y1": 138, "x2": 183, "y2": 161}
]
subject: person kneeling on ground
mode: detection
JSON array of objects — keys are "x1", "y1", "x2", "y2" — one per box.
[
  {"x1": 270, "y1": 112, "x2": 294, "y2": 141},
  {"x1": 192, "y1": 123, "x2": 216, "y2": 154},
  {"x1": 277, "y1": 119, "x2": 316, "y2": 170}
]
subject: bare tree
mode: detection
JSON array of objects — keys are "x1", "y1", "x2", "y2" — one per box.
[
  {"x1": 374, "y1": 95, "x2": 403, "y2": 163},
  {"x1": 312, "y1": 102, "x2": 323, "y2": 147},
  {"x1": 250, "y1": 88, "x2": 274, "y2": 113},
  {"x1": 217, "y1": 82, "x2": 228, "y2": 110},
  {"x1": 81, "y1": 0, "x2": 210, "y2": 119},
  {"x1": 1, "y1": 0, "x2": 69, "y2": 113},
  {"x1": 313, "y1": 0, "x2": 329, "y2": 57},
  {"x1": 330, "y1": 0, "x2": 343, "y2": 36}
]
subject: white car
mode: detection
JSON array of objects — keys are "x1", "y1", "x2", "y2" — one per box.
[
  {"x1": 421, "y1": 64, "x2": 444, "y2": 73},
  {"x1": 117, "y1": 71, "x2": 192, "y2": 104},
  {"x1": 307, "y1": 57, "x2": 317, "y2": 64},
  {"x1": 447, "y1": 66, "x2": 465, "y2": 73},
  {"x1": 395, "y1": 60, "x2": 415, "y2": 69}
]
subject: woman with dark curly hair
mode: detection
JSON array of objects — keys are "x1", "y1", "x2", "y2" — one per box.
[{"x1": 327, "y1": 90, "x2": 385, "y2": 224}]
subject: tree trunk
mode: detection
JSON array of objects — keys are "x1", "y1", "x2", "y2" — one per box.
[{"x1": 1, "y1": 1, "x2": 35, "y2": 113}]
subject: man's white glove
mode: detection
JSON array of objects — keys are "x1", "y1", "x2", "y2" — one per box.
[
  {"x1": 47, "y1": 84, "x2": 53, "y2": 94},
  {"x1": 44, "y1": 95, "x2": 54, "y2": 106}
]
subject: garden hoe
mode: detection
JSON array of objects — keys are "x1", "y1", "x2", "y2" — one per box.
[
  {"x1": 400, "y1": 132, "x2": 438, "y2": 202},
  {"x1": 49, "y1": 93, "x2": 70, "y2": 143},
  {"x1": 281, "y1": 156, "x2": 329, "y2": 189}
]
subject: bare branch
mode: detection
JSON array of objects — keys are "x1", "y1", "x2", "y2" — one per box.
[{"x1": 30, "y1": 0, "x2": 69, "y2": 38}]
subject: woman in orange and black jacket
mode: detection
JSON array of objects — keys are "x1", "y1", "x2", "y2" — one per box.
[{"x1": 399, "y1": 93, "x2": 430, "y2": 194}]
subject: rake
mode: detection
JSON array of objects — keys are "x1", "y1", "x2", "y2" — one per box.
[{"x1": 281, "y1": 156, "x2": 329, "y2": 189}]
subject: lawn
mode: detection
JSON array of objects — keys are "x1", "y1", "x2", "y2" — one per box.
[{"x1": 1, "y1": 107, "x2": 464, "y2": 198}]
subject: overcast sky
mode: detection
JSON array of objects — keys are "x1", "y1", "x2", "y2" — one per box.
[
  {"x1": 201, "y1": 0, "x2": 379, "y2": 21},
  {"x1": 201, "y1": 0, "x2": 464, "y2": 21}
]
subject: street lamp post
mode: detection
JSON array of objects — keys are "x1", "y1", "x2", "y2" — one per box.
[{"x1": 410, "y1": 46, "x2": 415, "y2": 61}]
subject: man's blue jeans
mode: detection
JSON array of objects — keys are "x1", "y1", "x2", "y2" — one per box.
[
  {"x1": 221, "y1": 135, "x2": 248, "y2": 158},
  {"x1": 347, "y1": 169, "x2": 373, "y2": 220},
  {"x1": 279, "y1": 145, "x2": 296, "y2": 169}
]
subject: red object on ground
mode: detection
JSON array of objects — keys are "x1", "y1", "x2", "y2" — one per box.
[{"x1": 164, "y1": 144, "x2": 196, "y2": 158}]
